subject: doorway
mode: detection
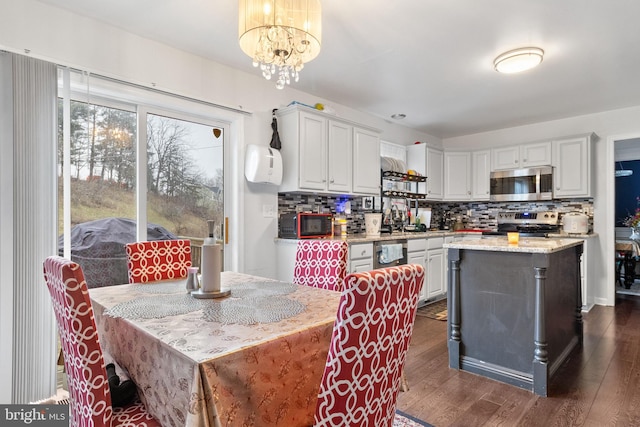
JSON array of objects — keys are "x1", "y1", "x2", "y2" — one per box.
[{"x1": 612, "y1": 136, "x2": 640, "y2": 299}]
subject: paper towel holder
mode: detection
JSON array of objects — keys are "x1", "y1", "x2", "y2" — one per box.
[{"x1": 244, "y1": 144, "x2": 283, "y2": 185}]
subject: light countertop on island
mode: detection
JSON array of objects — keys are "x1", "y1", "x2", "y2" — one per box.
[
  {"x1": 443, "y1": 237, "x2": 584, "y2": 254},
  {"x1": 275, "y1": 231, "x2": 596, "y2": 245}
]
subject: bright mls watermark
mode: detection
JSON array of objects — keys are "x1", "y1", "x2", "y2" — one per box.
[{"x1": 0, "y1": 405, "x2": 68, "y2": 426}]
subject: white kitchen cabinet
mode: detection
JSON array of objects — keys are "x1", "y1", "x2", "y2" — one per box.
[
  {"x1": 491, "y1": 141, "x2": 552, "y2": 170},
  {"x1": 327, "y1": 120, "x2": 352, "y2": 193},
  {"x1": 275, "y1": 239, "x2": 298, "y2": 283},
  {"x1": 552, "y1": 134, "x2": 594, "y2": 198},
  {"x1": 349, "y1": 242, "x2": 374, "y2": 273},
  {"x1": 472, "y1": 150, "x2": 491, "y2": 200},
  {"x1": 444, "y1": 151, "x2": 472, "y2": 200},
  {"x1": 406, "y1": 144, "x2": 444, "y2": 200},
  {"x1": 407, "y1": 238, "x2": 428, "y2": 305},
  {"x1": 277, "y1": 105, "x2": 380, "y2": 195},
  {"x1": 296, "y1": 111, "x2": 327, "y2": 190},
  {"x1": 521, "y1": 142, "x2": 552, "y2": 167},
  {"x1": 352, "y1": 128, "x2": 381, "y2": 195},
  {"x1": 426, "y1": 236, "x2": 445, "y2": 299},
  {"x1": 554, "y1": 235, "x2": 595, "y2": 311}
]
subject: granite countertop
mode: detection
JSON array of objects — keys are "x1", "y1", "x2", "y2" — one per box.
[
  {"x1": 443, "y1": 237, "x2": 585, "y2": 254},
  {"x1": 275, "y1": 230, "x2": 597, "y2": 245},
  {"x1": 274, "y1": 230, "x2": 480, "y2": 244}
]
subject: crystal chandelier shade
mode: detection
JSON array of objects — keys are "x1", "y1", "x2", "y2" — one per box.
[{"x1": 239, "y1": 0, "x2": 322, "y2": 89}]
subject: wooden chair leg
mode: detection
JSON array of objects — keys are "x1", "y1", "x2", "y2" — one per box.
[{"x1": 57, "y1": 348, "x2": 65, "y2": 372}]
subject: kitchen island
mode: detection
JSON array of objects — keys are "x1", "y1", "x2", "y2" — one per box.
[{"x1": 443, "y1": 237, "x2": 584, "y2": 396}]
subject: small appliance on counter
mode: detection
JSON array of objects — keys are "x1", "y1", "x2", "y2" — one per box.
[
  {"x1": 278, "y1": 212, "x2": 334, "y2": 239},
  {"x1": 562, "y1": 212, "x2": 589, "y2": 234}
]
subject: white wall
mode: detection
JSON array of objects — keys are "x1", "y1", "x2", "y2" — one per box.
[
  {"x1": 0, "y1": 0, "x2": 438, "y2": 279},
  {"x1": 443, "y1": 106, "x2": 640, "y2": 306}
]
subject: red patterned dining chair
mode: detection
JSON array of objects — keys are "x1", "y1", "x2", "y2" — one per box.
[
  {"x1": 125, "y1": 239, "x2": 192, "y2": 283},
  {"x1": 293, "y1": 240, "x2": 349, "y2": 292},
  {"x1": 314, "y1": 264, "x2": 425, "y2": 427},
  {"x1": 43, "y1": 256, "x2": 160, "y2": 427}
]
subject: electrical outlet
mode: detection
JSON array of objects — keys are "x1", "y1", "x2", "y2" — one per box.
[{"x1": 262, "y1": 204, "x2": 276, "y2": 218}]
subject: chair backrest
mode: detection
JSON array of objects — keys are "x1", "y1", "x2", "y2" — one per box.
[
  {"x1": 43, "y1": 256, "x2": 113, "y2": 426},
  {"x1": 314, "y1": 264, "x2": 425, "y2": 427},
  {"x1": 293, "y1": 240, "x2": 349, "y2": 292},
  {"x1": 125, "y1": 239, "x2": 192, "y2": 283}
]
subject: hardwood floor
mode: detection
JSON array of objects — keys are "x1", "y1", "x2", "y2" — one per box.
[{"x1": 396, "y1": 294, "x2": 640, "y2": 427}]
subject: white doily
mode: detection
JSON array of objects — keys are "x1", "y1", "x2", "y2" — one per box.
[{"x1": 105, "y1": 281, "x2": 305, "y2": 325}]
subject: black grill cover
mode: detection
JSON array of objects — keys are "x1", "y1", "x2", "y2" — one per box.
[{"x1": 58, "y1": 217, "x2": 178, "y2": 288}]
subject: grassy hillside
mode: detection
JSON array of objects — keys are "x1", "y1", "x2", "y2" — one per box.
[{"x1": 58, "y1": 179, "x2": 213, "y2": 239}]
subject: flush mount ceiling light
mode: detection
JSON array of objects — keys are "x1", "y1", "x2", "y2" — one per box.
[
  {"x1": 238, "y1": 0, "x2": 322, "y2": 89},
  {"x1": 494, "y1": 47, "x2": 544, "y2": 74}
]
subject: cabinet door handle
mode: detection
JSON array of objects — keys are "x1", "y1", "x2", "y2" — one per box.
[
  {"x1": 361, "y1": 250, "x2": 366, "y2": 256},
  {"x1": 330, "y1": 178, "x2": 335, "y2": 183}
]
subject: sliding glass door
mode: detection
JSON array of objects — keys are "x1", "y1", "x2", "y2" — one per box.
[{"x1": 58, "y1": 68, "x2": 230, "y2": 286}]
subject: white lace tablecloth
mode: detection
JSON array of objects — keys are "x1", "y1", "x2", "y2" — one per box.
[
  {"x1": 104, "y1": 280, "x2": 304, "y2": 324},
  {"x1": 90, "y1": 271, "x2": 341, "y2": 427}
]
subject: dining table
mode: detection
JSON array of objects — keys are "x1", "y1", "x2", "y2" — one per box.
[
  {"x1": 615, "y1": 239, "x2": 640, "y2": 288},
  {"x1": 89, "y1": 271, "x2": 341, "y2": 427}
]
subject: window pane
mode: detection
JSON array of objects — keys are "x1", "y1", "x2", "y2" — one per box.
[
  {"x1": 57, "y1": 100, "x2": 137, "y2": 230},
  {"x1": 146, "y1": 113, "x2": 224, "y2": 241}
]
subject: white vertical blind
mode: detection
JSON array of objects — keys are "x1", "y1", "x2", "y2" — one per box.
[
  {"x1": 0, "y1": 52, "x2": 16, "y2": 405},
  {"x1": 8, "y1": 53, "x2": 58, "y2": 403}
]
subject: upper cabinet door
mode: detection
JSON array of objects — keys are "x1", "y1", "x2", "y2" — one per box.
[
  {"x1": 406, "y1": 144, "x2": 444, "y2": 200},
  {"x1": 520, "y1": 141, "x2": 551, "y2": 167},
  {"x1": 444, "y1": 151, "x2": 471, "y2": 200},
  {"x1": 327, "y1": 120, "x2": 352, "y2": 192},
  {"x1": 552, "y1": 134, "x2": 593, "y2": 198},
  {"x1": 492, "y1": 146, "x2": 520, "y2": 170},
  {"x1": 298, "y1": 111, "x2": 327, "y2": 190},
  {"x1": 427, "y1": 148, "x2": 444, "y2": 199},
  {"x1": 472, "y1": 150, "x2": 491, "y2": 200},
  {"x1": 352, "y1": 127, "x2": 381, "y2": 195}
]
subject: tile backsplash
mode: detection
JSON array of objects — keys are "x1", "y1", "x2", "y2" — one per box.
[{"x1": 278, "y1": 193, "x2": 594, "y2": 234}]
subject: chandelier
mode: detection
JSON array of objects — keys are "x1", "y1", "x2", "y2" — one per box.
[{"x1": 238, "y1": 0, "x2": 322, "y2": 89}]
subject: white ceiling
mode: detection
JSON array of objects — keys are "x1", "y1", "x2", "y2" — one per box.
[{"x1": 35, "y1": 0, "x2": 640, "y2": 138}]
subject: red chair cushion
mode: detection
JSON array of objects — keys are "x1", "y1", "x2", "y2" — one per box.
[
  {"x1": 314, "y1": 264, "x2": 424, "y2": 427},
  {"x1": 125, "y1": 239, "x2": 192, "y2": 283},
  {"x1": 44, "y1": 256, "x2": 161, "y2": 427},
  {"x1": 294, "y1": 240, "x2": 349, "y2": 291}
]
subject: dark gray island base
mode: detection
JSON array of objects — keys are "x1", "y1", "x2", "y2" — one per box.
[{"x1": 444, "y1": 238, "x2": 584, "y2": 396}]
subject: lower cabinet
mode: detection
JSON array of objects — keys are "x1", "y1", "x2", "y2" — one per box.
[
  {"x1": 275, "y1": 239, "x2": 298, "y2": 283},
  {"x1": 554, "y1": 235, "x2": 594, "y2": 311},
  {"x1": 426, "y1": 237, "x2": 445, "y2": 300},
  {"x1": 407, "y1": 237, "x2": 447, "y2": 304},
  {"x1": 349, "y1": 242, "x2": 374, "y2": 273},
  {"x1": 407, "y1": 239, "x2": 428, "y2": 306}
]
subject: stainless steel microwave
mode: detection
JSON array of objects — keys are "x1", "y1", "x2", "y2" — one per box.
[
  {"x1": 490, "y1": 166, "x2": 553, "y2": 202},
  {"x1": 278, "y1": 212, "x2": 334, "y2": 239}
]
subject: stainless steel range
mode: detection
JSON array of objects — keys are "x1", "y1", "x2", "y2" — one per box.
[{"x1": 483, "y1": 211, "x2": 560, "y2": 237}]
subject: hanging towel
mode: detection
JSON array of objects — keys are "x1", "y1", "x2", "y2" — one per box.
[{"x1": 379, "y1": 244, "x2": 404, "y2": 264}]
